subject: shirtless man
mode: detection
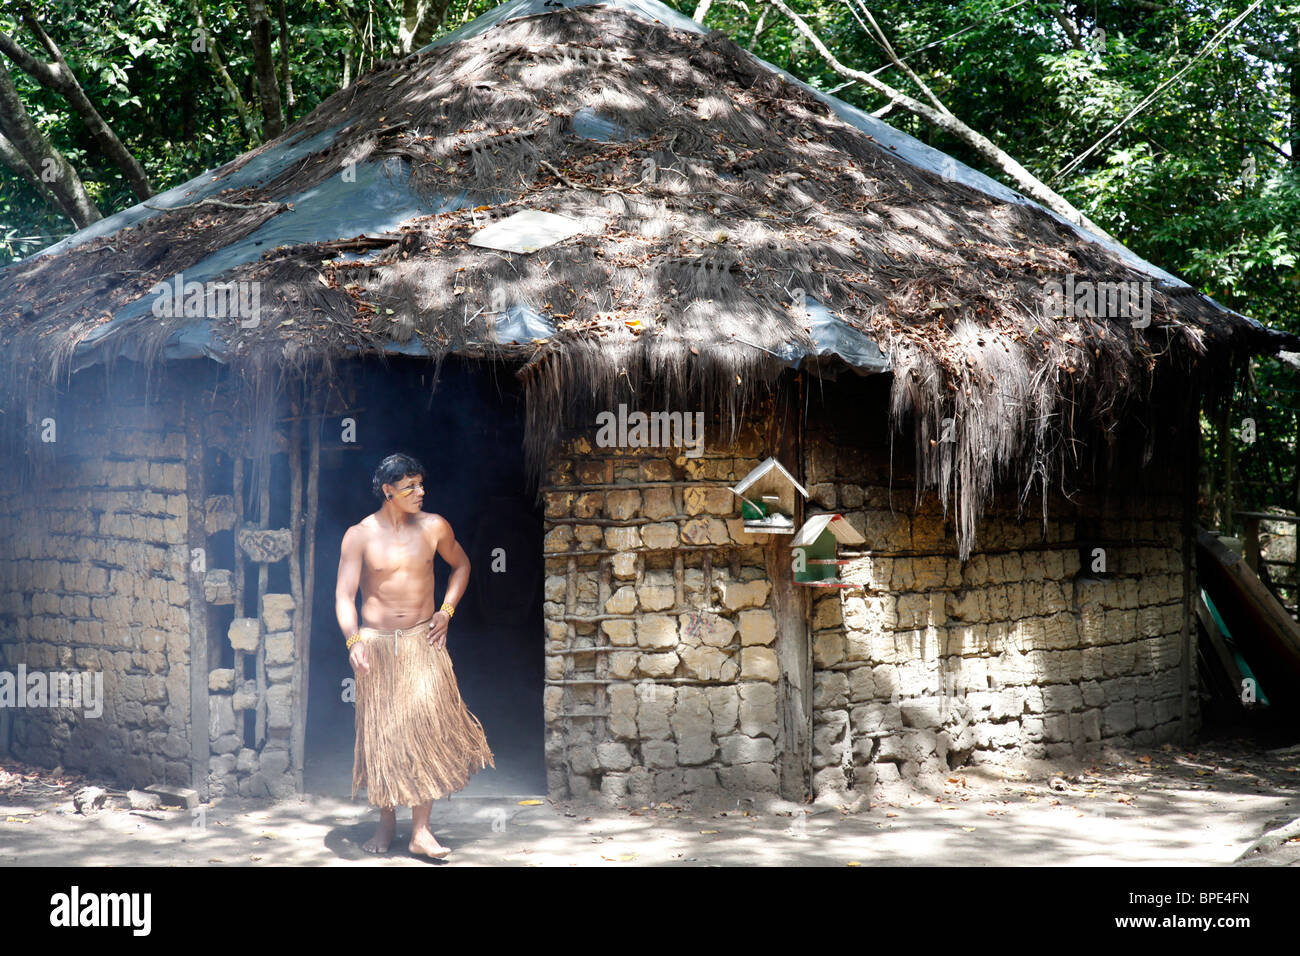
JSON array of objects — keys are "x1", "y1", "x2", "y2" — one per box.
[{"x1": 335, "y1": 452, "x2": 481, "y2": 858}]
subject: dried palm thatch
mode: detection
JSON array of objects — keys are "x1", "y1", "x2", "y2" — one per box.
[{"x1": 0, "y1": 4, "x2": 1291, "y2": 557}]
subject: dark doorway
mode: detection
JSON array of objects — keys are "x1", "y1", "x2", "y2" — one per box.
[{"x1": 303, "y1": 356, "x2": 545, "y2": 799}]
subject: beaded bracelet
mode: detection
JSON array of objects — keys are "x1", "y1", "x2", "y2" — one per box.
[
  {"x1": 440, "y1": 602, "x2": 456, "y2": 619},
  {"x1": 345, "y1": 632, "x2": 362, "y2": 651}
]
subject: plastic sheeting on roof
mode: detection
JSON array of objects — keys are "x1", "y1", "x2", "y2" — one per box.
[
  {"x1": 70, "y1": 156, "x2": 472, "y2": 372},
  {"x1": 34, "y1": 122, "x2": 350, "y2": 262}
]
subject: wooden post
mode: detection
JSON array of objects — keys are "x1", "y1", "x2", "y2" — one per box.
[
  {"x1": 1243, "y1": 515, "x2": 1262, "y2": 572},
  {"x1": 1218, "y1": 396, "x2": 1234, "y2": 534},
  {"x1": 288, "y1": 391, "x2": 306, "y2": 784},
  {"x1": 1181, "y1": 388, "x2": 1197, "y2": 745},
  {"x1": 298, "y1": 386, "x2": 321, "y2": 789},
  {"x1": 768, "y1": 374, "x2": 811, "y2": 801},
  {"x1": 185, "y1": 381, "x2": 211, "y2": 799},
  {"x1": 232, "y1": 452, "x2": 246, "y2": 742},
  {"x1": 255, "y1": 445, "x2": 271, "y2": 748}
]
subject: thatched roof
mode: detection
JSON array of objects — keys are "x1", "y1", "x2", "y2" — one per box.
[{"x1": 1, "y1": 0, "x2": 1294, "y2": 557}]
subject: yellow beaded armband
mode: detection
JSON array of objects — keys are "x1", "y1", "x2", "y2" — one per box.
[
  {"x1": 345, "y1": 632, "x2": 362, "y2": 651},
  {"x1": 440, "y1": 602, "x2": 456, "y2": 620}
]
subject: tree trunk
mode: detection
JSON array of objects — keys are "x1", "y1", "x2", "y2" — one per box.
[
  {"x1": 188, "y1": 0, "x2": 257, "y2": 142},
  {"x1": 0, "y1": 58, "x2": 100, "y2": 227},
  {"x1": 398, "y1": 0, "x2": 452, "y2": 55},
  {"x1": 277, "y1": 0, "x2": 295, "y2": 124},
  {"x1": 692, "y1": 0, "x2": 714, "y2": 24},
  {"x1": 247, "y1": 0, "x2": 284, "y2": 139},
  {"x1": 1, "y1": 16, "x2": 152, "y2": 200}
]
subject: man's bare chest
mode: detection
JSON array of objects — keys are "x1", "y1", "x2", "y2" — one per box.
[{"x1": 361, "y1": 529, "x2": 437, "y2": 577}]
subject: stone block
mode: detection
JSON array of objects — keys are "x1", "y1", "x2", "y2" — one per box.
[
  {"x1": 265, "y1": 631, "x2": 295, "y2": 665},
  {"x1": 717, "y1": 762, "x2": 779, "y2": 793},
  {"x1": 704, "y1": 685, "x2": 739, "y2": 736},
  {"x1": 738, "y1": 683, "x2": 777, "y2": 737},
  {"x1": 738, "y1": 609, "x2": 776, "y2": 646},
  {"x1": 638, "y1": 651, "x2": 679, "y2": 677},
  {"x1": 602, "y1": 619, "x2": 636, "y2": 646},
  {"x1": 637, "y1": 615, "x2": 678, "y2": 648},
  {"x1": 597, "y1": 741, "x2": 633, "y2": 771},
  {"x1": 208, "y1": 695, "x2": 235, "y2": 739},
  {"x1": 605, "y1": 586, "x2": 638, "y2": 614},
  {"x1": 208, "y1": 668, "x2": 236, "y2": 693},
  {"x1": 716, "y1": 578, "x2": 770, "y2": 610},
  {"x1": 605, "y1": 490, "x2": 642, "y2": 521},
  {"x1": 740, "y1": 646, "x2": 779, "y2": 681},
  {"x1": 204, "y1": 569, "x2": 233, "y2": 605},
  {"x1": 228, "y1": 618, "x2": 260, "y2": 652},
  {"x1": 637, "y1": 585, "x2": 675, "y2": 612},
  {"x1": 672, "y1": 687, "x2": 716, "y2": 764},
  {"x1": 721, "y1": 734, "x2": 776, "y2": 765},
  {"x1": 630, "y1": 518, "x2": 678, "y2": 554},
  {"x1": 642, "y1": 739, "x2": 678, "y2": 769},
  {"x1": 680, "y1": 645, "x2": 737, "y2": 681},
  {"x1": 680, "y1": 612, "x2": 735, "y2": 648},
  {"x1": 1102, "y1": 701, "x2": 1137, "y2": 736},
  {"x1": 636, "y1": 683, "x2": 675, "y2": 739}
]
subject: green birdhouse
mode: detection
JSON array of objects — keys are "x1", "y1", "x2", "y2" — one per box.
[{"x1": 791, "y1": 513, "x2": 865, "y2": 586}]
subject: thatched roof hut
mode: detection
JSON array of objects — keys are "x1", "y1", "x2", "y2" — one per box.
[
  {"x1": 1, "y1": 0, "x2": 1294, "y2": 806},
  {"x1": 2, "y1": 0, "x2": 1292, "y2": 557}
]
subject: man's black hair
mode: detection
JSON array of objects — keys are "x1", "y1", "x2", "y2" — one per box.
[{"x1": 372, "y1": 453, "x2": 425, "y2": 501}]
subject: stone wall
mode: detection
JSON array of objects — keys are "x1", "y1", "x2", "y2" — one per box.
[
  {"x1": 805, "y1": 433, "x2": 1192, "y2": 796},
  {"x1": 0, "y1": 372, "x2": 193, "y2": 786},
  {"x1": 542, "y1": 424, "x2": 788, "y2": 806},
  {"x1": 544, "y1": 404, "x2": 1194, "y2": 805}
]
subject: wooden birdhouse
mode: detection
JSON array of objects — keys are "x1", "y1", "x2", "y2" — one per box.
[
  {"x1": 791, "y1": 513, "x2": 865, "y2": 586},
  {"x1": 730, "y1": 457, "x2": 808, "y2": 534}
]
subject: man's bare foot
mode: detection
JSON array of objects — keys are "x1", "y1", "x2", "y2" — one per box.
[
  {"x1": 363, "y1": 809, "x2": 396, "y2": 853},
  {"x1": 409, "y1": 829, "x2": 451, "y2": 859}
]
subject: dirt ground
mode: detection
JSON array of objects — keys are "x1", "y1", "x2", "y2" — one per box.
[{"x1": 3, "y1": 736, "x2": 1298, "y2": 867}]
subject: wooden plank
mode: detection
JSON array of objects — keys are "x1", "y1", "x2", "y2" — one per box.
[
  {"x1": 1197, "y1": 530, "x2": 1300, "y2": 706},
  {"x1": 1195, "y1": 594, "x2": 1245, "y2": 692}
]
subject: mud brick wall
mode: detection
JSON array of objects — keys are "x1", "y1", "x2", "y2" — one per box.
[
  {"x1": 805, "y1": 435, "x2": 1192, "y2": 796},
  {"x1": 0, "y1": 381, "x2": 193, "y2": 787},
  {"x1": 542, "y1": 423, "x2": 787, "y2": 807}
]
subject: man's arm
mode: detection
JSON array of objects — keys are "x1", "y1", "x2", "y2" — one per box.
[
  {"x1": 336, "y1": 525, "x2": 367, "y2": 670},
  {"x1": 428, "y1": 515, "x2": 470, "y2": 648}
]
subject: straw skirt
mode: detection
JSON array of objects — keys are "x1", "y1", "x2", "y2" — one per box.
[{"x1": 351, "y1": 621, "x2": 494, "y2": 808}]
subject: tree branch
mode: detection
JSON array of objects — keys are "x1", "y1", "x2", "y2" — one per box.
[
  {"x1": 2, "y1": 8, "x2": 153, "y2": 200},
  {"x1": 0, "y1": 57, "x2": 101, "y2": 227},
  {"x1": 766, "y1": 0, "x2": 1114, "y2": 241}
]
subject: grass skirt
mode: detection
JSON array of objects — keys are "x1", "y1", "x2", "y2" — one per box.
[{"x1": 351, "y1": 621, "x2": 494, "y2": 807}]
